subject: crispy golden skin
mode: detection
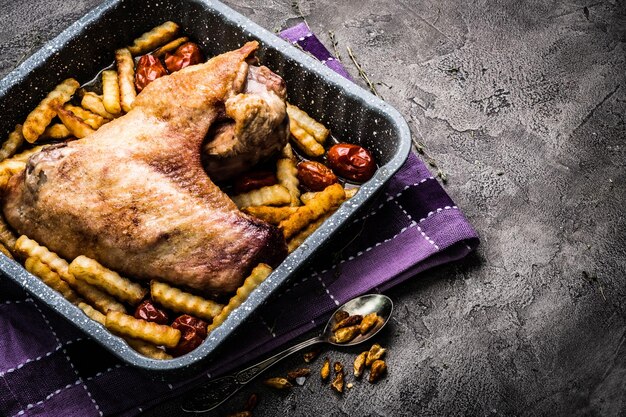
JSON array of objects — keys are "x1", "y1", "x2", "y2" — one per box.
[{"x1": 3, "y1": 42, "x2": 286, "y2": 295}]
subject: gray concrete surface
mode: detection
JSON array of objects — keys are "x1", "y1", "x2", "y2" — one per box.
[{"x1": 1, "y1": 0, "x2": 625, "y2": 416}]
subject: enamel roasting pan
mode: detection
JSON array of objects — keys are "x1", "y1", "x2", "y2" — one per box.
[{"x1": 0, "y1": 0, "x2": 411, "y2": 372}]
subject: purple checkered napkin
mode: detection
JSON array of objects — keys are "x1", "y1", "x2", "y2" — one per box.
[{"x1": 0, "y1": 23, "x2": 478, "y2": 417}]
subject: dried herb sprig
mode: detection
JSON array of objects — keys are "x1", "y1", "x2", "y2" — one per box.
[
  {"x1": 328, "y1": 31, "x2": 341, "y2": 61},
  {"x1": 346, "y1": 46, "x2": 382, "y2": 99}
]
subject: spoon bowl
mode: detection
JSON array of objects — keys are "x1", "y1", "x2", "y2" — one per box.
[{"x1": 324, "y1": 294, "x2": 393, "y2": 346}]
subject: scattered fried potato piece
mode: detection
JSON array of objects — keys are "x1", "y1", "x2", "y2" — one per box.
[
  {"x1": 153, "y1": 36, "x2": 189, "y2": 57},
  {"x1": 263, "y1": 377, "x2": 292, "y2": 390},
  {"x1": 365, "y1": 343, "x2": 386, "y2": 367},
  {"x1": 81, "y1": 92, "x2": 116, "y2": 119},
  {"x1": 0, "y1": 217, "x2": 17, "y2": 252},
  {"x1": 69, "y1": 255, "x2": 147, "y2": 305},
  {"x1": 0, "y1": 125, "x2": 25, "y2": 162},
  {"x1": 14, "y1": 236, "x2": 125, "y2": 313},
  {"x1": 25, "y1": 256, "x2": 81, "y2": 303},
  {"x1": 332, "y1": 314, "x2": 362, "y2": 332},
  {"x1": 286, "y1": 212, "x2": 332, "y2": 253},
  {"x1": 115, "y1": 48, "x2": 136, "y2": 112},
  {"x1": 369, "y1": 359, "x2": 387, "y2": 383},
  {"x1": 276, "y1": 157, "x2": 301, "y2": 206},
  {"x1": 243, "y1": 206, "x2": 297, "y2": 225},
  {"x1": 102, "y1": 70, "x2": 122, "y2": 115},
  {"x1": 331, "y1": 366, "x2": 345, "y2": 393},
  {"x1": 55, "y1": 105, "x2": 95, "y2": 139},
  {"x1": 303, "y1": 347, "x2": 321, "y2": 363},
  {"x1": 127, "y1": 21, "x2": 180, "y2": 56},
  {"x1": 321, "y1": 357, "x2": 331, "y2": 381},
  {"x1": 331, "y1": 325, "x2": 360, "y2": 344},
  {"x1": 22, "y1": 78, "x2": 80, "y2": 143},
  {"x1": 354, "y1": 351, "x2": 367, "y2": 378},
  {"x1": 125, "y1": 337, "x2": 173, "y2": 360},
  {"x1": 287, "y1": 367, "x2": 311, "y2": 382},
  {"x1": 279, "y1": 183, "x2": 345, "y2": 240},
  {"x1": 64, "y1": 104, "x2": 107, "y2": 130},
  {"x1": 207, "y1": 263, "x2": 273, "y2": 332},
  {"x1": 106, "y1": 310, "x2": 181, "y2": 348},
  {"x1": 231, "y1": 184, "x2": 291, "y2": 209},
  {"x1": 286, "y1": 103, "x2": 329, "y2": 144},
  {"x1": 78, "y1": 302, "x2": 106, "y2": 325},
  {"x1": 151, "y1": 280, "x2": 223, "y2": 321},
  {"x1": 360, "y1": 312, "x2": 379, "y2": 335},
  {"x1": 41, "y1": 123, "x2": 72, "y2": 140}
]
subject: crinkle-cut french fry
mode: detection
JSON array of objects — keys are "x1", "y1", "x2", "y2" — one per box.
[
  {"x1": 14, "y1": 235, "x2": 125, "y2": 313},
  {"x1": 0, "y1": 125, "x2": 25, "y2": 162},
  {"x1": 0, "y1": 242, "x2": 13, "y2": 259},
  {"x1": 0, "y1": 217, "x2": 17, "y2": 252},
  {"x1": 106, "y1": 310, "x2": 181, "y2": 348},
  {"x1": 208, "y1": 264, "x2": 273, "y2": 332},
  {"x1": 25, "y1": 256, "x2": 81, "y2": 303},
  {"x1": 78, "y1": 302, "x2": 106, "y2": 325},
  {"x1": 127, "y1": 21, "x2": 180, "y2": 56},
  {"x1": 125, "y1": 337, "x2": 173, "y2": 360},
  {"x1": 10, "y1": 145, "x2": 46, "y2": 163},
  {"x1": 344, "y1": 187, "x2": 359, "y2": 199},
  {"x1": 64, "y1": 104, "x2": 107, "y2": 130},
  {"x1": 289, "y1": 127, "x2": 325, "y2": 158},
  {"x1": 41, "y1": 123, "x2": 71, "y2": 140},
  {"x1": 287, "y1": 212, "x2": 333, "y2": 253},
  {"x1": 115, "y1": 48, "x2": 136, "y2": 113},
  {"x1": 0, "y1": 159, "x2": 26, "y2": 190},
  {"x1": 231, "y1": 184, "x2": 291, "y2": 209},
  {"x1": 243, "y1": 206, "x2": 298, "y2": 225},
  {"x1": 286, "y1": 103, "x2": 329, "y2": 144},
  {"x1": 299, "y1": 191, "x2": 318, "y2": 205},
  {"x1": 81, "y1": 92, "x2": 116, "y2": 119},
  {"x1": 55, "y1": 105, "x2": 95, "y2": 139},
  {"x1": 277, "y1": 158, "x2": 300, "y2": 206},
  {"x1": 102, "y1": 70, "x2": 122, "y2": 116},
  {"x1": 22, "y1": 78, "x2": 80, "y2": 143},
  {"x1": 281, "y1": 143, "x2": 295, "y2": 160},
  {"x1": 151, "y1": 281, "x2": 223, "y2": 321},
  {"x1": 279, "y1": 183, "x2": 345, "y2": 239},
  {"x1": 153, "y1": 36, "x2": 189, "y2": 57},
  {"x1": 69, "y1": 255, "x2": 147, "y2": 305}
]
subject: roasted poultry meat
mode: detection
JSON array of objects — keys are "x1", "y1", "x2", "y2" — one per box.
[{"x1": 2, "y1": 41, "x2": 288, "y2": 295}]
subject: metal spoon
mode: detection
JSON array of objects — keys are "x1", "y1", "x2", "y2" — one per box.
[{"x1": 181, "y1": 293, "x2": 393, "y2": 413}]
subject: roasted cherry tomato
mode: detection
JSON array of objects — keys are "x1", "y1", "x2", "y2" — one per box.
[
  {"x1": 164, "y1": 42, "x2": 204, "y2": 72},
  {"x1": 326, "y1": 143, "x2": 376, "y2": 182},
  {"x1": 233, "y1": 170, "x2": 278, "y2": 194},
  {"x1": 297, "y1": 161, "x2": 338, "y2": 191},
  {"x1": 134, "y1": 300, "x2": 169, "y2": 325},
  {"x1": 134, "y1": 54, "x2": 168, "y2": 92},
  {"x1": 169, "y1": 314, "x2": 209, "y2": 356}
]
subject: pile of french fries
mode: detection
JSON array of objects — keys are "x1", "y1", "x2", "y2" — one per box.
[{"x1": 0, "y1": 21, "x2": 361, "y2": 359}]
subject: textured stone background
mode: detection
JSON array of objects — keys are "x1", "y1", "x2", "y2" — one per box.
[{"x1": 1, "y1": 0, "x2": 625, "y2": 416}]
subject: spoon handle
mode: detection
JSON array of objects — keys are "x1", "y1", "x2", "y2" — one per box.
[{"x1": 181, "y1": 335, "x2": 325, "y2": 413}]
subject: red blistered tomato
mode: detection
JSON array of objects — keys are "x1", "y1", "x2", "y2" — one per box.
[
  {"x1": 134, "y1": 55, "x2": 168, "y2": 92},
  {"x1": 164, "y1": 42, "x2": 204, "y2": 72},
  {"x1": 134, "y1": 300, "x2": 169, "y2": 325},
  {"x1": 326, "y1": 143, "x2": 376, "y2": 183},
  {"x1": 296, "y1": 161, "x2": 338, "y2": 191},
  {"x1": 169, "y1": 314, "x2": 209, "y2": 356},
  {"x1": 233, "y1": 170, "x2": 278, "y2": 194}
]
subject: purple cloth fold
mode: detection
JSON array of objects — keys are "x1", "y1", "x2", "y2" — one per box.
[{"x1": 0, "y1": 22, "x2": 478, "y2": 417}]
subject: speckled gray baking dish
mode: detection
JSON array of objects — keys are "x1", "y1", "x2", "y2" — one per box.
[{"x1": 0, "y1": 0, "x2": 411, "y2": 372}]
